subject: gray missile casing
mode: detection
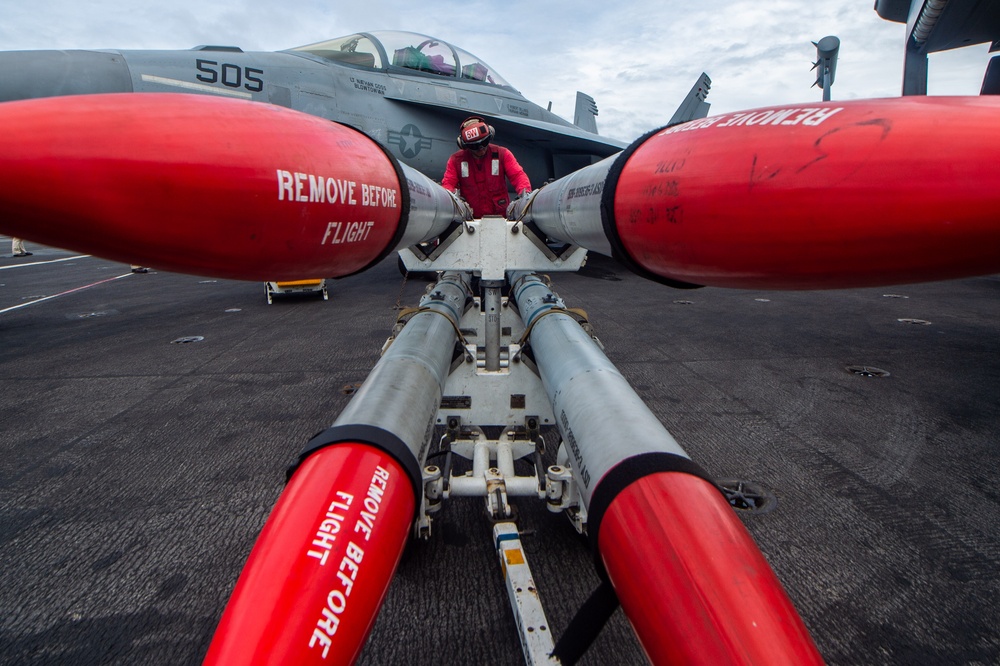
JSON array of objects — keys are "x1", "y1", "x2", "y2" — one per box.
[
  {"x1": 296, "y1": 272, "x2": 471, "y2": 496},
  {"x1": 510, "y1": 272, "x2": 690, "y2": 508},
  {"x1": 526, "y1": 154, "x2": 618, "y2": 257}
]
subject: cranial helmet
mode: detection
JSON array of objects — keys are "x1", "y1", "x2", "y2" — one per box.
[{"x1": 457, "y1": 116, "x2": 495, "y2": 149}]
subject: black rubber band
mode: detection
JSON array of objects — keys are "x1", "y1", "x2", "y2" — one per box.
[
  {"x1": 587, "y1": 452, "x2": 721, "y2": 574},
  {"x1": 286, "y1": 424, "x2": 423, "y2": 511}
]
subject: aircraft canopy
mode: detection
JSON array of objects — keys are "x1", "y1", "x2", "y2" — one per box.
[{"x1": 290, "y1": 31, "x2": 516, "y2": 91}]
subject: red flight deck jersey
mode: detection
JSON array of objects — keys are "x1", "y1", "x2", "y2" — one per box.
[{"x1": 441, "y1": 145, "x2": 531, "y2": 218}]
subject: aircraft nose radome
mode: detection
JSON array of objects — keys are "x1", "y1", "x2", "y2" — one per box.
[{"x1": 0, "y1": 50, "x2": 133, "y2": 102}]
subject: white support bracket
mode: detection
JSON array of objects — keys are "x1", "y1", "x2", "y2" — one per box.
[
  {"x1": 493, "y1": 523, "x2": 559, "y2": 665},
  {"x1": 397, "y1": 219, "x2": 599, "y2": 665},
  {"x1": 398, "y1": 217, "x2": 588, "y2": 281}
]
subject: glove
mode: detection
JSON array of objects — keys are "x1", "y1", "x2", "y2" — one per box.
[{"x1": 506, "y1": 189, "x2": 534, "y2": 220}]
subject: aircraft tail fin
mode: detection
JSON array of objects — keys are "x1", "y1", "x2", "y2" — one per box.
[
  {"x1": 982, "y1": 55, "x2": 1000, "y2": 94},
  {"x1": 668, "y1": 72, "x2": 712, "y2": 125},
  {"x1": 574, "y1": 92, "x2": 600, "y2": 134}
]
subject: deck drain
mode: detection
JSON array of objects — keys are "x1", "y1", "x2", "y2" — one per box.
[
  {"x1": 898, "y1": 318, "x2": 931, "y2": 325},
  {"x1": 846, "y1": 365, "x2": 890, "y2": 378},
  {"x1": 171, "y1": 336, "x2": 205, "y2": 344},
  {"x1": 882, "y1": 294, "x2": 909, "y2": 299},
  {"x1": 754, "y1": 298, "x2": 771, "y2": 302},
  {"x1": 673, "y1": 300, "x2": 694, "y2": 305},
  {"x1": 225, "y1": 308, "x2": 242, "y2": 313},
  {"x1": 717, "y1": 479, "x2": 777, "y2": 514},
  {"x1": 198, "y1": 280, "x2": 218, "y2": 284}
]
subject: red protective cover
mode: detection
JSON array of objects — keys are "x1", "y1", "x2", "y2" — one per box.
[
  {"x1": 614, "y1": 97, "x2": 1000, "y2": 289},
  {"x1": 0, "y1": 93, "x2": 402, "y2": 281},
  {"x1": 599, "y1": 472, "x2": 823, "y2": 665},
  {"x1": 205, "y1": 443, "x2": 414, "y2": 665}
]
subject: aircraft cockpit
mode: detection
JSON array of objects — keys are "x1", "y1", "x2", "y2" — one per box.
[{"x1": 290, "y1": 31, "x2": 517, "y2": 91}]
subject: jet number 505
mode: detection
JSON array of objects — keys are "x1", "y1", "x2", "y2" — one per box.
[{"x1": 196, "y1": 59, "x2": 264, "y2": 92}]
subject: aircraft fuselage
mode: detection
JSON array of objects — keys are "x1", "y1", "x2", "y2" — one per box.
[{"x1": 0, "y1": 33, "x2": 625, "y2": 186}]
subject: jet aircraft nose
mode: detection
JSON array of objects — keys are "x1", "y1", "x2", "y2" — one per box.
[{"x1": 0, "y1": 50, "x2": 133, "y2": 102}]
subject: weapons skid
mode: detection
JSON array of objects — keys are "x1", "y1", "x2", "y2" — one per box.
[{"x1": 4, "y1": 92, "x2": 1000, "y2": 664}]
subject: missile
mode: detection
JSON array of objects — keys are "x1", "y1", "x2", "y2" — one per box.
[
  {"x1": 524, "y1": 97, "x2": 1000, "y2": 290},
  {"x1": 6, "y1": 93, "x2": 995, "y2": 289},
  {"x1": 510, "y1": 272, "x2": 822, "y2": 663},
  {"x1": 0, "y1": 93, "x2": 465, "y2": 281},
  {"x1": 204, "y1": 444, "x2": 414, "y2": 665},
  {"x1": 205, "y1": 272, "x2": 472, "y2": 664}
]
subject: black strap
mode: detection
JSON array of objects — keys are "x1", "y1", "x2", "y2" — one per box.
[
  {"x1": 550, "y1": 579, "x2": 620, "y2": 665},
  {"x1": 551, "y1": 452, "x2": 722, "y2": 663}
]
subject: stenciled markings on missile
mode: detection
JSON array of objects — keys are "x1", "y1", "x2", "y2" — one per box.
[
  {"x1": 662, "y1": 206, "x2": 683, "y2": 224},
  {"x1": 306, "y1": 492, "x2": 354, "y2": 566},
  {"x1": 308, "y1": 465, "x2": 394, "y2": 658},
  {"x1": 406, "y1": 178, "x2": 433, "y2": 199},
  {"x1": 661, "y1": 106, "x2": 844, "y2": 135},
  {"x1": 641, "y1": 181, "x2": 679, "y2": 198},
  {"x1": 622, "y1": 203, "x2": 682, "y2": 226},
  {"x1": 276, "y1": 170, "x2": 397, "y2": 245},
  {"x1": 321, "y1": 221, "x2": 375, "y2": 245},
  {"x1": 559, "y1": 410, "x2": 591, "y2": 488},
  {"x1": 654, "y1": 158, "x2": 685, "y2": 174},
  {"x1": 566, "y1": 182, "x2": 604, "y2": 200},
  {"x1": 195, "y1": 59, "x2": 264, "y2": 92},
  {"x1": 635, "y1": 168, "x2": 683, "y2": 225},
  {"x1": 276, "y1": 170, "x2": 398, "y2": 208}
]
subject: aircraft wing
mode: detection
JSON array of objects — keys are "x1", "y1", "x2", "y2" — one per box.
[
  {"x1": 876, "y1": 0, "x2": 1000, "y2": 53},
  {"x1": 383, "y1": 94, "x2": 628, "y2": 156}
]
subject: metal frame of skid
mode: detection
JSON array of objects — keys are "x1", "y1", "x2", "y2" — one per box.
[{"x1": 395, "y1": 217, "x2": 591, "y2": 665}]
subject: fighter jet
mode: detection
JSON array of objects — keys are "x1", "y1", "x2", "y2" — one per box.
[
  {"x1": 875, "y1": 0, "x2": 1000, "y2": 94},
  {"x1": 0, "y1": 30, "x2": 631, "y2": 185},
  {"x1": 3, "y1": 18, "x2": 1000, "y2": 666}
]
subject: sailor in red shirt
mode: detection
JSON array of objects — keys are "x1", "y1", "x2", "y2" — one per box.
[{"x1": 441, "y1": 117, "x2": 531, "y2": 218}]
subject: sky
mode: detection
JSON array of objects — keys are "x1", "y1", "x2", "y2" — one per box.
[{"x1": 1, "y1": 0, "x2": 994, "y2": 142}]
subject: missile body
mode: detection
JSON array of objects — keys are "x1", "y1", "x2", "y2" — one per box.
[
  {"x1": 4, "y1": 94, "x2": 997, "y2": 288},
  {"x1": 510, "y1": 273, "x2": 822, "y2": 663},
  {"x1": 0, "y1": 93, "x2": 462, "y2": 281},
  {"x1": 205, "y1": 272, "x2": 472, "y2": 664},
  {"x1": 204, "y1": 444, "x2": 414, "y2": 665},
  {"x1": 528, "y1": 97, "x2": 1000, "y2": 289}
]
